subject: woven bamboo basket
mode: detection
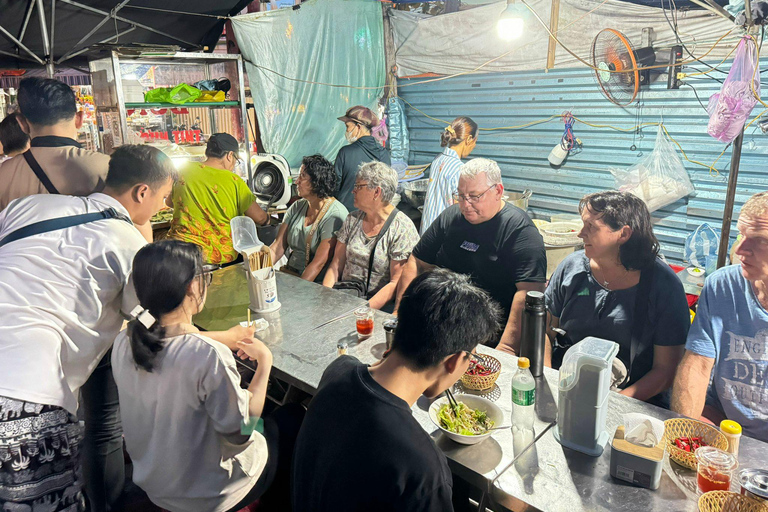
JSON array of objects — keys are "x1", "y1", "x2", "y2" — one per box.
[
  {"x1": 460, "y1": 354, "x2": 501, "y2": 391},
  {"x1": 698, "y1": 491, "x2": 768, "y2": 512},
  {"x1": 664, "y1": 418, "x2": 728, "y2": 469}
]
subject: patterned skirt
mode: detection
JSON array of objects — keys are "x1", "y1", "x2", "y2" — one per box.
[{"x1": 0, "y1": 396, "x2": 85, "y2": 511}]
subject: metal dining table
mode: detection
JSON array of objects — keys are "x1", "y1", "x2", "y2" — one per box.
[
  {"x1": 193, "y1": 265, "x2": 535, "y2": 503},
  {"x1": 194, "y1": 265, "x2": 768, "y2": 512}
]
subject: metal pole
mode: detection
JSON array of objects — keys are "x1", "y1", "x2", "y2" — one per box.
[
  {"x1": 36, "y1": 0, "x2": 50, "y2": 57},
  {"x1": 57, "y1": 0, "x2": 197, "y2": 48},
  {"x1": 0, "y1": 22, "x2": 45, "y2": 63},
  {"x1": 688, "y1": 0, "x2": 736, "y2": 21},
  {"x1": 56, "y1": 0, "x2": 132, "y2": 64},
  {"x1": 61, "y1": 26, "x2": 136, "y2": 62},
  {"x1": 47, "y1": 0, "x2": 55, "y2": 78},
  {"x1": 717, "y1": 129, "x2": 744, "y2": 268},
  {"x1": 17, "y1": 0, "x2": 36, "y2": 44}
]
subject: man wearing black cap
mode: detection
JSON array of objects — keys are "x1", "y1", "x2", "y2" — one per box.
[
  {"x1": 335, "y1": 106, "x2": 391, "y2": 211},
  {"x1": 166, "y1": 132, "x2": 269, "y2": 264}
]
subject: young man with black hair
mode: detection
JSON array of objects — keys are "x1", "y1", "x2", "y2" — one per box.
[
  {"x1": 0, "y1": 145, "x2": 175, "y2": 512},
  {"x1": 292, "y1": 268, "x2": 501, "y2": 512},
  {"x1": 0, "y1": 77, "x2": 110, "y2": 212}
]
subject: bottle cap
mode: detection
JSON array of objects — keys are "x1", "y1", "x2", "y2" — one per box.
[
  {"x1": 720, "y1": 419, "x2": 742, "y2": 435},
  {"x1": 518, "y1": 357, "x2": 530, "y2": 369},
  {"x1": 525, "y1": 291, "x2": 545, "y2": 305}
]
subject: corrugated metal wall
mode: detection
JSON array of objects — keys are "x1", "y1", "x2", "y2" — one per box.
[{"x1": 397, "y1": 64, "x2": 768, "y2": 264}]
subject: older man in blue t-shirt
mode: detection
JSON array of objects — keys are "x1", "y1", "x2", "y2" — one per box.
[{"x1": 671, "y1": 192, "x2": 768, "y2": 443}]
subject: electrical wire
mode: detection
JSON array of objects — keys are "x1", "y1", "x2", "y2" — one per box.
[{"x1": 682, "y1": 82, "x2": 711, "y2": 112}]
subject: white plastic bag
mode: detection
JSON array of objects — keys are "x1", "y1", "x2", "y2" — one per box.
[{"x1": 610, "y1": 125, "x2": 695, "y2": 212}]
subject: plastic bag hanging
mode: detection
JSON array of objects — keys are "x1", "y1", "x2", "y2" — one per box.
[
  {"x1": 610, "y1": 125, "x2": 695, "y2": 212},
  {"x1": 707, "y1": 36, "x2": 760, "y2": 143}
]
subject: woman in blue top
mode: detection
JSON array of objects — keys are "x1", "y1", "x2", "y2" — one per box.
[
  {"x1": 545, "y1": 191, "x2": 690, "y2": 403},
  {"x1": 420, "y1": 116, "x2": 478, "y2": 235}
]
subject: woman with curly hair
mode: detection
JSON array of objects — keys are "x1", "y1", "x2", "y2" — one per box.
[{"x1": 270, "y1": 154, "x2": 348, "y2": 282}]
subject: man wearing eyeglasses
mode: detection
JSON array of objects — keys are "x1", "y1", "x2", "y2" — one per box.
[{"x1": 396, "y1": 158, "x2": 546, "y2": 353}]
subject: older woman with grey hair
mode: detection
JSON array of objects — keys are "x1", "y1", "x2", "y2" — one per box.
[{"x1": 323, "y1": 161, "x2": 419, "y2": 310}]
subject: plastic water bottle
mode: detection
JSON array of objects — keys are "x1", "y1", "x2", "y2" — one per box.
[{"x1": 512, "y1": 357, "x2": 536, "y2": 431}]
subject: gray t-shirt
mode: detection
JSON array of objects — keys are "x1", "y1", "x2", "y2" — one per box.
[
  {"x1": 283, "y1": 199, "x2": 348, "y2": 279},
  {"x1": 336, "y1": 210, "x2": 419, "y2": 295}
]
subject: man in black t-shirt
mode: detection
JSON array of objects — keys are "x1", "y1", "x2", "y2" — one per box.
[
  {"x1": 292, "y1": 269, "x2": 500, "y2": 512},
  {"x1": 396, "y1": 158, "x2": 546, "y2": 352}
]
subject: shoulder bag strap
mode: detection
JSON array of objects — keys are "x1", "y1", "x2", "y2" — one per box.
[
  {"x1": 305, "y1": 198, "x2": 335, "y2": 267},
  {"x1": 628, "y1": 262, "x2": 656, "y2": 383},
  {"x1": 365, "y1": 208, "x2": 399, "y2": 295},
  {"x1": 23, "y1": 150, "x2": 60, "y2": 195},
  {"x1": 0, "y1": 208, "x2": 131, "y2": 249}
]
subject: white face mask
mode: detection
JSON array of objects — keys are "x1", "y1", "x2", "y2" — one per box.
[{"x1": 345, "y1": 126, "x2": 359, "y2": 144}]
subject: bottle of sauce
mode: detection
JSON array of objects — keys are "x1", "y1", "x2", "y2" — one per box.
[{"x1": 720, "y1": 419, "x2": 742, "y2": 457}]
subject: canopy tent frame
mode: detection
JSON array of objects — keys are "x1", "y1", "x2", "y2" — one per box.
[{"x1": 0, "y1": 0, "x2": 251, "y2": 76}]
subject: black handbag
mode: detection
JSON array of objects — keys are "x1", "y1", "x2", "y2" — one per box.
[{"x1": 333, "y1": 209, "x2": 399, "y2": 299}]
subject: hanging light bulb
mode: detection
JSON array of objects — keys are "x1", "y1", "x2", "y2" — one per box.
[{"x1": 497, "y1": 0, "x2": 525, "y2": 41}]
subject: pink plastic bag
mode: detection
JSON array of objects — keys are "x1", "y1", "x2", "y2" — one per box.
[{"x1": 707, "y1": 36, "x2": 760, "y2": 143}]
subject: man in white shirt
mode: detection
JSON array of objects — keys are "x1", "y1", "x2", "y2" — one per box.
[{"x1": 0, "y1": 144, "x2": 175, "y2": 512}]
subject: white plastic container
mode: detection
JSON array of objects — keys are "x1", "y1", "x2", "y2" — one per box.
[{"x1": 554, "y1": 336, "x2": 619, "y2": 456}]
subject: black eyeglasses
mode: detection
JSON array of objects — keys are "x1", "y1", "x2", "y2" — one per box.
[
  {"x1": 452, "y1": 185, "x2": 495, "y2": 204},
  {"x1": 463, "y1": 351, "x2": 483, "y2": 365}
]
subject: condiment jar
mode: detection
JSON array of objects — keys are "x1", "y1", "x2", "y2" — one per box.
[{"x1": 720, "y1": 419, "x2": 742, "y2": 457}]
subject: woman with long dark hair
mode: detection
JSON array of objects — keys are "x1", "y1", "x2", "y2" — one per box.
[
  {"x1": 545, "y1": 191, "x2": 690, "y2": 403},
  {"x1": 111, "y1": 240, "x2": 281, "y2": 512},
  {"x1": 420, "y1": 116, "x2": 478, "y2": 234}
]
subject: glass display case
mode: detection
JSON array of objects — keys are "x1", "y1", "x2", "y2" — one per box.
[{"x1": 89, "y1": 50, "x2": 252, "y2": 181}]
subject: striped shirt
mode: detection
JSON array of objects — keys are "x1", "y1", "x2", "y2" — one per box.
[{"x1": 420, "y1": 147, "x2": 463, "y2": 235}]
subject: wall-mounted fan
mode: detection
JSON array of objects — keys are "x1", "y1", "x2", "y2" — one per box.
[{"x1": 591, "y1": 28, "x2": 656, "y2": 107}]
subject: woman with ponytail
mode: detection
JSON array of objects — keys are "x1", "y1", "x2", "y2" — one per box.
[
  {"x1": 111, "y1": 240, "x2": 285, "y2": 512},
  {"x1": 420, "y1": 116, "x2": 478, "y2": 234}
]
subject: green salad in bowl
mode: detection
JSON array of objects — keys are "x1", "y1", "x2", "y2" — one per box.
[
  {"x1": 437, "y1": 402, "x2": 494, "y2": 436},
  {"x1": 429, "y1": 394, "x2": 503, "y2": 445}
]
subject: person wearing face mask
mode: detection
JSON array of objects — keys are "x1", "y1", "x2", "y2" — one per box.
[
  {"x1": 334, "y1": 106, "x2": 391, "y2": 212},
  {"x1": 420, "y1": 116, "x2": 478, "y2": 235},
  {"x1": 395, "y1": 158, "x2": 546, "y2": 351},
  {"x1": 167, "y1": 133, "x2": 269, "y2": 264}
]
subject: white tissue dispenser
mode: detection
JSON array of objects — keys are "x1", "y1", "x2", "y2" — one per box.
[{"x1": 610, "y1": 425, "x2": 666, "y2": 490}]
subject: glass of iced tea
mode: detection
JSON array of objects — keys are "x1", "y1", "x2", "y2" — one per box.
[
  {"x1": 696, "y1": 446, "x2": 738, "y2": 494},
  {"x1": 354, "y1": 305, "x2": 374, "y2": 340}
]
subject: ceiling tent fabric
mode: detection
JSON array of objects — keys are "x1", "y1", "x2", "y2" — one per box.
[
  {"x1": 0, "y1": 0, "x2": 252, "y2": 69},
  {"x1": 391, "y1": 0, "x2": 738, "y2": 77}
]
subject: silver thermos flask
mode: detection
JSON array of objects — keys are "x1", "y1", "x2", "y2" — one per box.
[{"x1": 519, "y1": 291, "x2": 547, "y2": 377}]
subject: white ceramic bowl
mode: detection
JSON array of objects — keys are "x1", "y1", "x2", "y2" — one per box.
[{"x1": 429, "y1": 394, "x2": 504, "y2": 445}]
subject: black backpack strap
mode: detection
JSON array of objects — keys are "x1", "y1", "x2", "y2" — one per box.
[
  {"x1": 23, "y1": 150, "x2": 60, "y2": 195},
  {"x1": 629, "y1": 261, "x2": 657, "y2": 383},
  {"x1": 0, "y1": 208, "x2": 130, "y2": 249},
  {"x1": 365, "y1": 208, "x2": 399, "y2": 295}
]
